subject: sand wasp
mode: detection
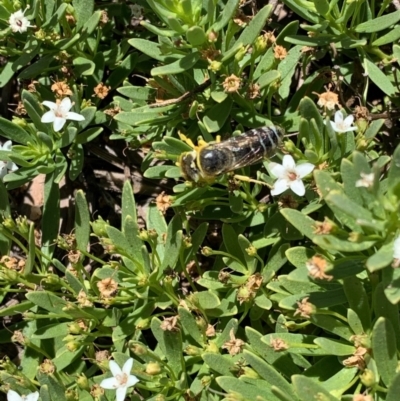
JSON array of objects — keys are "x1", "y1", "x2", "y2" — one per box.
[{"x1": 178, "y1": 126, "x2": 284, "y2": 183}]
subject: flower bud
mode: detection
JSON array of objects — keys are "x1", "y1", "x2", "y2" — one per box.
[
  {"x1": 76, "y1": 374, "x2": 90, "y2": 391},
  {"x1": 360, "y1": 369, "x2": 376, "y2": 387},
  {"x1": 146, "y1": 362, "x2": 161, "y2": 375},
  {"x1": 207, "y1": 30, "x2": 218, "y2": 42},
  {"x1": 185, "y1": 345, "x2": 202, "y2": 356},
  {"x1": 205, "y1": 342, "x2": 219, "y2": 354},
  {"x1": 130, "y1": 343, "x2": 148, "y2": 356},
  {"x1": 91, "y1": 216, "x2": 109, "y2": 237}
]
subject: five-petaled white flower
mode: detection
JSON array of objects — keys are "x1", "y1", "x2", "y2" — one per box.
[
  {"x1": 355, "y1": 172, "x2": 375, "y2": 188},
  {"x1": 9, "y1": 9, "x2": 32, "y2": 33},
  {"x1": 41, "y1": 97, "x2": 85, "y2": 132},
  {"x1": 394, "y1": 236, "x2": 400, "y2": 261},
  {"x1": 100, "y1": 358, "x2": 139, "y2": 401},
  {"x1": 7, "y1": 389, "x2": 39, "y2": 401},
  {"x1": 0, "y1": 140, "x2": 18, "y2": 179},
  {"x1": 269, "y1": 155, "x2": 315, "y2": 197},
  {"x1": 329, "y1": 110, "x2": 357, "y2": 133}
]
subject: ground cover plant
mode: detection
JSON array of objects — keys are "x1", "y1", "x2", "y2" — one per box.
[{"x1": 0, "y1": 0, "x2": 400, "y2": 400}]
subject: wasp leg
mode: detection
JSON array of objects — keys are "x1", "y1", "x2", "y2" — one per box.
[
  {"x1": 233, "y1": 174, "x2": 273, "y2": 188},
  {"x1": 179, "y1": 133, "x2": 196, "y2": 149}
]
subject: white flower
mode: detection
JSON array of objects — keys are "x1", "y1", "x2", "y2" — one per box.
[
  {"x1": 329, "y1": 110, "x2": 357, "y2": 133},
  {"x1": 41, "y1": 97, "x2": 85, "y2": 132},
  {"x1": 7, "y1": 390, "x2": 39, "y2": 401},
  {"x1": 131, "y1": 4, "x2": 143, "y2": 18},
  {"x1": 9, "y1": 9, "x2": 32, "y2": 33},
  {"x1": 0, "y1": 140, "x2": 18, "y2": 179},
  {"x1": 394, "y1": 236, "x2": 400, "y2": 260},
  {"x1": 355, "y1": 172, "x2": 374, "y2": 188},
  {"x1": 100, "y1": 358, "x2": 139, "y2": 401},
  {"x1": 269, "y1": 155, "x2": 315, "y2": 197}
]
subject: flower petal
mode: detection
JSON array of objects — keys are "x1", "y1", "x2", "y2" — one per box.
[
  {"x1": 7, "y1": 390, "x2": 22, "y2": 401},
  {"x1": 109, "y1": 360, "x2": 122, "y2": 377},
  {"x1": 270, "y1": 178, "x2": 289, "y2": 196},
  {"x1": 42, "y1": 101, "x2": 58, "y2": 110},
  {"x1": 269, "y1": 162, "x2": 286, "y2": 178},
  {"x1": 26, "y1": 392, "x2": 39, "y2": 401},
  {"x1": 334, "y1": 110, "x2": 344, "y2": 124},
  {"x1": 66, "y1": 111, "x2": 85, "y2": 122},
  {"x1": 0, "y1": 163, "x2": 7, "y2": 179},
  {"x1": 100, "y1": 377, "x2": 119, "y2": 390},
  {"x1": 60, "y1": 97, "x2": 72, "y2": 111},
  {"x1": 116, "y1": 386, "x2": 128, "y2": 401},
  {"x1": 295, "y1": 162, "x2": 315, "y2": 178},
  {"x1": 122, "y1": 358, "x2": 134, "y2": 375},
  {"x1": 53, "y1": 117, "x2": 66, "y2": 132},
  {"x1": 126, "y1": 375, "x2": 140, "y2": 387},
  {"x1": 2, "y1": 140, "x2": 12, "y2": 151},
  {"x1": 41, "y1": 110, "x2": 56, "y2": 123},
  {"x1": 290, "y1": 180, "x2": 306, "y2": 196},
  {"x1": 343, "y1": 114, "x2": 354, "y2": 125},
  {"x1": 282, "y1": 154, "x2": 296, "y2": 170},
  {"x1": 329, "y1": 121, "x2": 339, "y2": 132},
  {"x1": 394, "y1": 236, "x2": 400, "y2": 260}
]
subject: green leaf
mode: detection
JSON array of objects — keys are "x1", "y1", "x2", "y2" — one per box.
[
  {"x1": 53, "y1": 345, "x2": 85, "y2": 371},
  {"x1": 179, "y1": 307, "x2": 204, "y2": 346},
  {"x1": 313, "y1": 235, "x2": 376, "y2": 252},
  {"x1": 278, "y1": 45, "x2": 303, "y2": 100},
  {"x1": 161, "y1": 215, "x2": 183, "y2": 270},
  {"x1": 151, "y1": 52, "x2": 201, "y2": 76},
  {"x1": 363, "y1": 57, "x2": 396, "y2": 97},
  {"x1": 364, "y1": 118, "x2": 385, "y2": 140},
  {"x1": 75, "y1": 190, "x2": 90, "y2": 252},
  {"x1": 128, "y1": 39, "x2": 174, "y2": 62},
  {"x1": 72, "y1": 0, "x2": 94, "y2": 30},
  {"x1": 279, "y1": 209, "x2": 316, "y2": 240},
  {"x1": 23, "y1": 223, "x2": 36, "y2": 276},
  {"x1": 280, "y1": 0, "x2": 318, "y2": 23},
  {"x1": 75, "y1": 127, "x2": 103, "y2": 144},
  {"x1": 366, "y1": 242, "x2": 394, "y2": 272},
  {"x1": 310, "y1": 314, "x2": 354, "y2": 340},
  {"x1": 313, "y1": 338, "x2": 354, "y2": 356},
  {"x1": 216, "y1": 376, "x2": 278, "y2": 401},
  {"x1": 211, "y1": 0, "x2": 239, "y2": 31},
  {"x1": 106, "y1": 53, "x2": 138, "y2": 89},
  {"x1": 69, "y1": 143, "x2": 84, "y2": 181},
  {"x1": 186, "y1": 26, "x2": 206, "y2": 46},
  {"x1": 312, "y1": 0, "x2": 329, "y2": 15},
  {"x1": 151, "y1": 317, "x2": 184, "y2": 376},
  {"x1": 191, "y1": 291, "x2": 220, "y2": 309},
  {"x1": 243, "y1": 350, "x2": 296, "y2": 398},
  {"x1": 42, "y1": 172, "x2": 59, "y2": 265},
  {"x1": 203, "y1": 97, "x2": 233, "y2": 133},
  {"x1": 372, "y1": 26, "x2": 400, "y2": 46},
  {"x1": 387, "y1": 372, "x2": 400, "y2": 401},
  {"x1": 73, "y1": 57, "x2": 96, "y2": 76},
  {"x1": 0, "y1": 181, "x2": 10, "y2": 254},
  {"x1": 25, "y1": 291, "x2": 69, "y2": 315},
  {"x1": 0, "y1": 117, "x2": 33, "y2": 145},
  {"x1": 292, "y1": 375, "x2": 340, "y2": 401},
  {"x1": 355, "y1": 10, "x2": 400, "y2": 33},
  {"x1": 371, "y1": 317, "x2": 398, "y2": 387},
  {"x1": 203, "y1": 353, "x2": 236, "y2": 376},
  {"x1": 298, "y1": 97, "x2": 324, "y2": 136},
  {"x1": 388, "y1": 143, "x2": 400, "y2": 189},
  {"x1": 0, "y1": 300, "x2": 34, "y2": 317},
  {"x1": 237, "y1": 5, "x2": 273, "y2": 46}
]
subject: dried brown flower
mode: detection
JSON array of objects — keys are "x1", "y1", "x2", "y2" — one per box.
[
  {"x1": 270, "y1": 337, "x2": 289, "y2": 351},
  {"x1": 222, "y1": 74, "x2": 242, "y2": 93},
  {"x1": 97, "y1": 277, "x2": 118, "y2": 298},
  {"x1": 93, "y1": 82, "x2": 111, "y2": 99},
  {"x1": 14, "y1": 101, "x2": 27, "y2": 115},
  {"x1": 68, "y1": 250, "x2": 81, "y2": 264},
  {"x1": 39, "y1": 358, "x2": 56, "y2": 374},
  {"x1": 222, "y1": 329, "x2": 245, "y2": 355},
  {"x1": 27, "y1": 80, "x2": 39, "y2": 92},
  {"x1": 306, "y1": 255, "x2": 333, "y2": 281},
  {"x1": 343, "y1": 347, "x2": 367, "y2": 370},
  {"x1": 95, "y1": 350, "x2": 110, "y2": 363},
  {"x1": 316, "y1": 90, "x2": 339, "y2": 110},
  {"x1": 274, "y1": 45, "x2": 288, "y2": 60},
  {"x1": 353, "y1": 395, "x2": 373, "y2": 401},
  {"x1": 313, "y1": 218, "x2": 334, "y2": 235},
  {"x1": 294, "y1": 297, "x2": 314, "y2": 319},
  {"x1": 205, "y1": 324, "x2": 216, "y2": 337},
  {"x1": 1, "y1": 255, "x2": 25, "y2": 271},
  {"x1": 155, "y1": 191, "x2": 172, "y2": 214},
  {"x1": 104, "y1": 105, "x2": 122, "y2": 117},
  {"x1": 264, "y1": 31, "x2": 276, "y2": 46},
  {"x1": 11, "y1": 330, "x2": 25, "y2": 345},
  {"x1": 51, "y1": 80, "x2": 73, "y2": 97},
  {"x1": 90, "y1": 384, "x2": 104, "y2": 398},
  {"x1": 100, "y1": 10, "x2": 109, "y2": 25},
  {"x1": 246, "y1": 83, "x2": 260, "y2": 99},
  {"x1": 246, "y1": 273, "x2": 263, "y2": 292},
  {"x1": 160, "y1": 315, "x2": 179, "y2": 332},
  {"x1": 200, "y1": 48, "x2": 221, "y2": 61},
  {"x1": 65, "y1": 14, "x2": 75, "y2": 24}
]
